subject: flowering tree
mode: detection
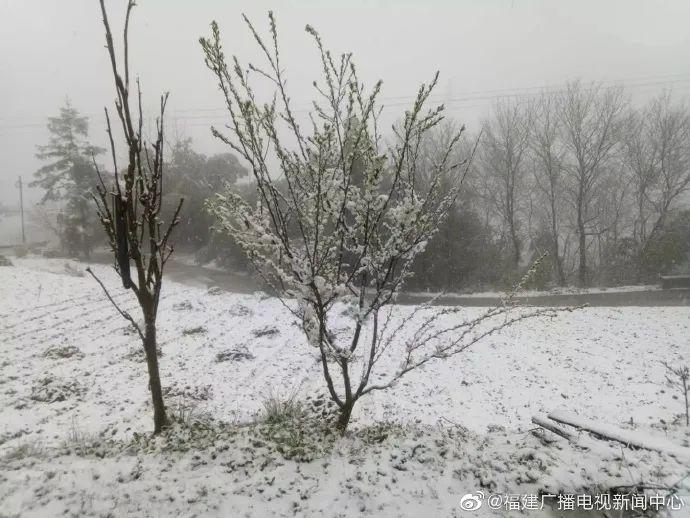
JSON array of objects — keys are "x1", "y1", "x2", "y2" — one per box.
[{"x1": 200, "y1": 14, "x2": 559, "y2": 432}]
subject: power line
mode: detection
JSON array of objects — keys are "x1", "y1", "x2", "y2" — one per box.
[
  {"x1": 168, "y1": 75, "x2": 690, "y2": 118},
  {"x1": 168, "y1": 77, "x2": 690, "y2": 124},
  {"x1": 1, "y1": 73, "x2": 689, "y2": 133}
]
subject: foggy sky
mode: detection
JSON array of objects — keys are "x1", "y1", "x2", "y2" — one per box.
[{"x1": 1, "y1": 0, "x2": 690, "y2": 207}]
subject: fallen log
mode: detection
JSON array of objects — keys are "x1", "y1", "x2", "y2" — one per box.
[
  {"x1": 531, "y1": 415, "x2": 574, "y2": 441},
  {"x1": 547, "y1": 411, "x2": 690, "y2": 459}
]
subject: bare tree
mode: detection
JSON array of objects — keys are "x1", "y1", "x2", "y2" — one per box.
[
  {"x1": 558, "y1": 81, "x2": 627, "y2": 285},
  {"x1": 623, "y1": 108, "x2": 658, "y2": 246},
  {"x1": 592, "y1": 164, "x2": 634, "y2": 281},
  {"x1": 200, "y1": 14, "x2": 563, "y2": 433},
  {"x1": 410, "y1": 121, "x2": 481, "y2": 290},
  {"x1": 638, "y1": 93, "x2": 690, "y2": 254},
  {"x1": 530, "y1": 94, "x2": 567, "y2": 285},
  {"x1": 88, "y1": 0, "x2": 183, "y2": 434},
  {"x1": 477, "y1": 99, "x2": 531, "y2": 269}
]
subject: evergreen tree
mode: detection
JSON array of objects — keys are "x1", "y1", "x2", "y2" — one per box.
[
  {"x1": 164, "y1": 138, "x2": 247, "y2": 262},
  {"x1": 33, "y1": 99, "x2": 103, "y2": 257}
]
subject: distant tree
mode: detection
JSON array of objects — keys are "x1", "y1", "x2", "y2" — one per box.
[
  {"x1": 590, "y1": 164, "x2": 633, "y2": 283},
  {"x1": 477, "y1": 99, "x2": 531, "y2": 269},
  {"x1": 599, "y1": 209, "x2": 690, "y2": 284},
  {"x1": 163, "y1": 139, "x2": 209, "y2": 250},
  {"x1": 644, "y1": 209, "x2": 690, "y2": 276},
  {"x1": 530, "y1": 94, "x2": 568, "y2": 285},
  {"x1": 624, "y1": 93, "x2": 690, "y2": 269},
  {"x1": 201, "y1": 13, "x2": 561, "y2": 432},
  {"x1": 165, "y1": 138, "x2": 246, "y2": 251},
  {"x1": 408, "y1": 123, "x2": 493, "y2": 292},
  {"x1": 598, "y1": 236, "x2": 640, "y2": 285},
  {"x1": 88, "y1": 0, "x2": 183, "y2": 434},
  {"x1": 203, "y1": 152, "x2": 247, "y2": 188},
  {"x1": 410, "y1": 207, "x2": 496, "y2": 292},
  {"x1": 623, "y1": 107, "x2": 658, "y2": 247},
  {"x1": 558, "y1": 81, "x2": 627, "y2": 285},
  {"x1": 32, "y1": 99, "x2": 104, "y2": 257}
]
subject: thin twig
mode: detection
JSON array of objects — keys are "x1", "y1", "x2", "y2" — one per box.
[{"x1": 86, "y1": 267, "x2": 143, "y2": 341}]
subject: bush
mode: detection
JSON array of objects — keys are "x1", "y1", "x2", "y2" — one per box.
[
  {"x1": 181, "y1": 326, "x2": 207, "y2": 336},
  {"x1": 125, "y1": 345, "x2": 163, "y2": 363},
  {"x1": 43, "y1": 344, "x2": 84, "y2": 360},
  {"x1": 410, "y1": 209, "x2": 501, "y2": 292},
  {"x1": 259, "y1": 391, "x2": 306, "y2": 425},
  {"x1": 252, "y1": 326, "x2": 279, "y2": 338},
  {"x1": 256, "y1": 392, "x2": 337, "y2": 461},
  {"x1": 163, "y1": 383, "x2": 213, "y2": 402},
  {"x1": 30, "y1": 376, "x2": 86, "y2": 403},
  {"x1": 64, "y1": 417, "x2": 99, "y2": 455},
  {"x1": 644, "y1": 210, "x2": 690, "y2": 277},
  {"x1": 1, "y1": 440, "x2": 45, "y2": 462},
  {"x1": 215, "y1": 347, "x2": 254, "y2": 362}
]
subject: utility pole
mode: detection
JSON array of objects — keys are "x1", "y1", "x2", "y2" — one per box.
[{"x1": 16, "y1": 175, "x2": 26, "y2": 244}]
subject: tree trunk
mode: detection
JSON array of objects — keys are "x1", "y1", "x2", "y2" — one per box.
[
  {"x1": 511, "y1": 228, "x2": 521, "y2": 268},
  {"x1": 336, "y1": 398, "x2": 355, "y2": 434},
  {"x1": 549, "y1": 196, "x2": 566, "y2": 286},
  {"x1": 577, "y1": 202, "x2": 587, "y2": 286},
  {"x1": 552, "y1": 241, "x2": 566, "y2": 286},
  {"x1": 79, "y1": 202, "x2": 91, "y2": 260},
  {"x1": 577, "y1": 231, "x2": 586, "y2": 286},
  {"x1": 143, "y1": 318, "x2": 168, "y2": 433},
  {"x1": 507, "y1": 189, "x2": 521, "y2": 269}
]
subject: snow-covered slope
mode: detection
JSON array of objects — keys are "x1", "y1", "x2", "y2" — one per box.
[{"x1": 1, "y1": 258, "x2": 688, "y2": 517}]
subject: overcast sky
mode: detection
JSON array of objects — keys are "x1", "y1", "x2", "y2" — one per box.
[{"x1": 1, "y1": 0, "x2": 690, "y2": 207}]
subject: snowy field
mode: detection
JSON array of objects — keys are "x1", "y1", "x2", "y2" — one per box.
[{"x1": 1, "y1": 258, "x2": 689, "y2": 517}]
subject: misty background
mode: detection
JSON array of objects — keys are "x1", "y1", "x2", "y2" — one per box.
[
  {"x1": 1, "y1": 0, "x2": 690, "y2": 291},
  {"x1": 2, "y1": 0, "x2": 690, "y2": 206}
]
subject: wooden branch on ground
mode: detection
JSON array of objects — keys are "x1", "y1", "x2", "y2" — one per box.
[
  {"x1": 531, "y1": 415, "x2": 574, "y2": 441},
  {"x1": 531, "y1": 411, "x2": 690, "y2": 459}
]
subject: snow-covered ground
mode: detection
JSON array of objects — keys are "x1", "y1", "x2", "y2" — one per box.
[{"x1": 1, "y1": 257, "x2": 689, "y2": 517}]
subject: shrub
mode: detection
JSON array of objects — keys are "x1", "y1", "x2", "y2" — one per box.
[
  {"x1": 30, "y1": 376, "x2": 86, "y2": 403},
  {"x1": 43, "y1": 344, "x2": 84, "y2": 360}
]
